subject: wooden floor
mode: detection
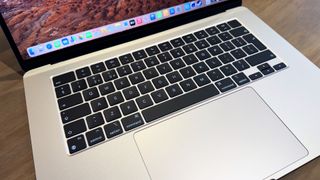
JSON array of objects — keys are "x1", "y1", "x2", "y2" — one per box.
[{"x1": 0, "y1": 0, "x2": 319, "y2": 179}]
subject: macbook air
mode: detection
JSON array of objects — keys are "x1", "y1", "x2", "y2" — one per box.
[{"x1": 1, "y1": 0, "x2": 320, "y2": 179}]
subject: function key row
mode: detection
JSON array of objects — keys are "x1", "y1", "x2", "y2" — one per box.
[{"x1": 53, "y1": 20, "x2": 248, "y2": 88}]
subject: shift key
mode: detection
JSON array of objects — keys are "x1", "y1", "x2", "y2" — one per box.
[
  {"x1": 245, "y1": 50, "x2": 276, "y2": 66},
  {"x1": 61, "y1": 103, "x2": 91, "y2": 123}
]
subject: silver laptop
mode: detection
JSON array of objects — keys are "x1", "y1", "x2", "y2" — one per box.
[{"x1": 1, "y1": 0, "x2": 320, "y2": 179}]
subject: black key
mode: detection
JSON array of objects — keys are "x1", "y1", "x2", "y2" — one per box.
[
  {"x1": 83, "y1": 87, "x2": 99, "y2": 101},
  {"x1": 194, "y1": 74, "x2": 211, "y2": 87},
  {"x1": 194, "y1": 30, "x2": 209, "y2": 39},
  {"x1": 64, "y1": 119, "x2": 87, "y2": 138},
  {"x1": 243, "y1": 34, "x2": 267, "y2": 50},
  {"x1": 215, "y1": 78, "x2": 237, "y2": 92},
  {"x1": 121, "y1": 113, "x2": 144, "y2": 131},
  {"x1": 71, "y1": 79, "x2": 87, "y2": 92},
  {"x1": 182, "y1": 34, "x2": 197, "y2": 43},
  {"x1": 117, "y1": 65, "x2": 132, "y2": 77},
  {"x1": 273, "y1": 63, "x2": 287, "y2": 71},
  {"x1": 91, "y1": 97, "x2": 108, "y2": 112},
  {"x1": 220, "y1": 41, "x2": 235, "y2": 52},
  {"x1": 123, "y1": 86, "x2": 140, "y2": 100},
  {"x1": 105, "y1": 58, "x2": 121, "y2": 69},
  {"x1": 230, "y1": 27, "x2": 249, "y2": 37},
  {"x1": 170, "y1": 58, "x2": 186, "y2": 70},
  {"x1": 146, "y1": 46, "x2": 161, "y2": 56},
  {"x1": 107, "y1": 92, "x2": 124, "y2": 106},
  {"x1": 206, "y1": 57, "x2": 222, "y2": 69},
  {"x1": 227, "y1": 20, "x2": 242, "y2": 28},
  {"x1": 91, "y1": 62, "x2": 106, "y2": 74},
  {"x1": 67, "y1": 135, "x2": 86, "y2": 154},
  {"x1": 157, "y1": 52, "x2": 173, "y2": 62},
  {"x1": 76, "y1": 67, "x2": 91, "y2": 79},
  {"x1": 180, "y1": 66, "x2": 196, "y2": 78},
  {"x1": 151, "y1": 89, "x2": 169, "y2": 103},
  {"x1": 157, "y1": 63, "x2": 173, "y2": 75},
  {"x1": 208, "y1": 46, "x2": 223, "y2": 56},
  {"x1": 86, "y1": 113, "x2": 105, "y2": 129},
  {"x1": 143, "y1": 68, "x2": 159, "y2": 79},
  {"x1": 193, "y1": 62, "x2": 209, "y2": 73},
  {"x1": 257, "y1": 63, "x2": 271, "y2": 71},
  {"x1": 183, "y1": 54, "x2": 199, "y2": 65},
  {"x1": 231, "y1": 37, "x2": 247, "y2": 47},
  {"x1": 86, "y1": 128, "x2": 105, "y2": 146},
  {"x1": 170, "y1": 38, "x2": 185, "y2": 47},
  {"x1": 58, "y1": 93, "x2": 83, "y2": 110},
  {"x1": 131, "y1": 60, "x2": 146, "y2": 72},
  {"x1": 53, "y1": 72, "x2": 76, "y2": 87},
  {"x1": 61, "y1": 103, "x2": 91, "y2": 124},
  {"x1": 132, "y1": 50, "x2": 147, "y2": 60},
  {"x1": 261, "y1": 68, "x2": 275, "y2": 75},
  {"x1": 129, "y1": 72, "x2": 145, "y2": 85},
  {"x1": 119, "y1": 54, "x2": 134, "y2": 65},
  {"x1": 218, "y1": 53, "x2": 235, "y2": 64},
  {"x1": 120, "y1": 101, "x2": 138, "y2": 116},
  {"x1": 249, "y1": 72, "x2": 263, "y2": 80},
  {"x1": 231, "y1": 49, "x2": 247, "y2": 59},
  {"x1": 87, "y1": 74, "x2": 103, "y2": 87},
  {"x1": 143, "y1": 84, "x2": 220, "y2": 123},
  {"x1": 144, "y1": 56, "x2": 160, "y2": 67},
  {"x1": 166, "y1": 71, "x2": 183, "y2": 83},
  {"x1": 242, "y1": 44, "x2": 258, "y2": 55},
  {"x1": 138, "y1": 81, "x2": 155, "y2": 94},
  {"x1": 114, "y1": 77, "x2": 130, "y2": 90},
  {"x1": 152, "y1": 76, "x2": 169, "y2": 89},
  {"x1": 104, "y1": 106, "x2": 122, "y2": 122},
  {"x1": 207, "y1": 69, "x2": 224, "y2": 82},
  {"x1": 233, "y1": 60, "x2": 250, "y2": 71},
  {"x1": 170, "y1": 48, "x2": 185, "y2": 58},
  {"x1": 136, "y1": 95, "x2": 154, "y2": 109},
  {"x1": 180, "y1": 79, "x2": 197, "y2": 92},
  {"x1": 217, "y1": 23, "x2": 231, "y2": 32},
  {"x1": 182, "y1": 44, "x2": 198, "y2": 54},
  {"x1": 104, "y1": 121, "x2": 123, "y2": 138},
  {"x1": 195, "y1": 39, "x2": 210, "y2": 49},
  {"x1": 194, "y1": 50, "x2": 211, "y2": 62},
  {"x1": 245, "y1": 50, "x2": 276, "y2": 66},
  {"x1": 55, "y1": 84, "x2": 71, "y2": 98},
  {"x1": 165, "y1": 84, "x2": 183, "y2": 98},
  {"x1": 102, "y1": 70, "x2": 118, "y2": 82},
  {"x1": 158, "y1": 42, "x2": 173, "y2": 52},
  {"x1": 205, "y1": 26, "x2": 220, "y2": 35},
  {"x1": 206, "y1": 36, "x2": 222, "y2": 46},
  {"x1": 99, "y1": 82, "x2": 115, "y2": 95},
  {"x1": 220, "y1": 64, "x2": 237, "y2": 76},
  {"x1": 218, "y1": 32, "x2": 233, "y2": 41},
  {"x1": 232, "y1": 72, "x2": 250, "y2": 86}
]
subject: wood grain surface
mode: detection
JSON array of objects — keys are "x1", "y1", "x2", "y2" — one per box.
[{"x1": 0, "y1": 0, "x2": 319, "y2": 179}]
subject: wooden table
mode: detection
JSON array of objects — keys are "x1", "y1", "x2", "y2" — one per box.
[{"x1": 0, "y1": 0, "x2": 319, "y2": 179}]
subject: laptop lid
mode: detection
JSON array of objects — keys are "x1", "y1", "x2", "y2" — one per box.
[{"x1": 0, "y1": 0, "x2": 241, "y2": 71}]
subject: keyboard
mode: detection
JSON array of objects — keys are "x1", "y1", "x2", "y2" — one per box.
[{"x1": 52, "y1": 19, "x2": 287, "y2": 155}]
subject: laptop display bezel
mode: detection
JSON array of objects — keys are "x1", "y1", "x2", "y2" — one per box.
[{"x1": 0, "y1": 0, "x2": 241, "y2": 72}]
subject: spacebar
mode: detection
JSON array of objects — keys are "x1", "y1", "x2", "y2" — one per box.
[{"x1": 142, "y1": 84, "x2": 220, "y2": 123}]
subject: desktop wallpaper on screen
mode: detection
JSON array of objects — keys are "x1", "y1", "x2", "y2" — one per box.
[{"x1": 0, "y1": 0, "x2": 190, "y2": 59}]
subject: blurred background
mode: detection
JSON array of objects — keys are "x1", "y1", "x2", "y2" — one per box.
[{"x1": 0, "y1": 27, "x2": 10, "y2": 53}]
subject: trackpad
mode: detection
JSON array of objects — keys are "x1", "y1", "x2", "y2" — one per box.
[{"x1": 134, "y1": 88, "x2": 308, "y2": 180}]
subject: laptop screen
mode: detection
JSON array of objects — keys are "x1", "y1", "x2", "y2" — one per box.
[{"x1": 0, "y1": 0, "x2": 227, "y2": 60}]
